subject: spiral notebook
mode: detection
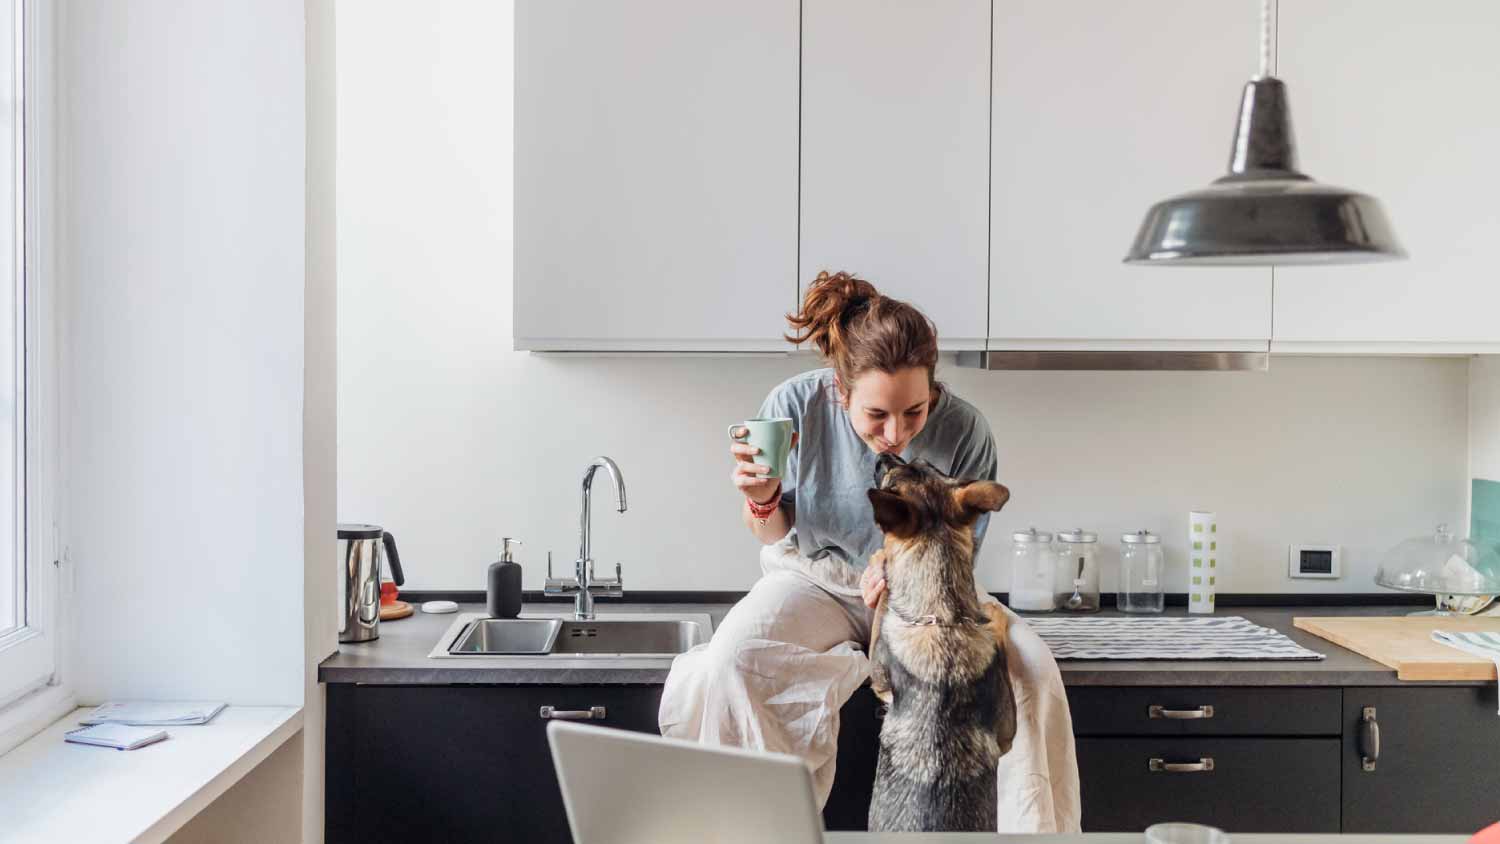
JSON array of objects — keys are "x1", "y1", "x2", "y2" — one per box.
[
  {"x1": 64, "y1": 723, "x2": 169, "y2": 751},
  {"x1": 79, "y1": 701, "x2": 226, "y2": 727}
]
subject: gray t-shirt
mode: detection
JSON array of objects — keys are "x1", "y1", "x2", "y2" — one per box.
[{"x1": 758, "y1": 368, "x2": 998, "y2": 570}]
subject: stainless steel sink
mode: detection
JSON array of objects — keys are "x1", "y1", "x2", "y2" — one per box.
[
  {"x1": 550, "y1": 619, "x2": 703, "y2": 655},
  {"x1": 448, "y1": 618, "x2": 562, "y2": 655},
  {"x1": 441, "y1": 615, "x2": 709, "y2": 657}
]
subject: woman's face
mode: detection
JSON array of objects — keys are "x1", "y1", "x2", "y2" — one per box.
[{"x1": 841, "y1": 366, "x2": 933, "y2": 455}]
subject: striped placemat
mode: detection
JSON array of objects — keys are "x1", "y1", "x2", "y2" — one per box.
[{"x1": 1024, "y1": 615, "x2": 1326, "y2": 660}]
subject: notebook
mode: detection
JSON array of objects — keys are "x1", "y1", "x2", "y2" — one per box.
[
  {"x1": 64, "y1": 723, "x2": 169, "y2": 750},
  {"x1": 79, "y1": 701, "x2": 226, "y2": 726}
]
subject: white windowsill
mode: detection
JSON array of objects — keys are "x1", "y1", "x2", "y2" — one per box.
[
  {"x1": 0, "y1": 684, "x2": 77, "y2": 757},
  {"x1": 0, "y1": 704, "x2": 302, "y2": 844}
]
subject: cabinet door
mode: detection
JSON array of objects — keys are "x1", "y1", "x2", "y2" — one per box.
[
  {"x1": 1273, "y1": 1, "x2": 1500, "y2": 352},
  {"x1": 326, "y1": 684, "x2": 663, "y2": 844},
  {"x1": 1341, "y1": 686, "x2": 1500, "y2": 833},
  {"x1": 801, "y1": 0, "x2": 991, "y2": 350},
  {"x1": 1077, "y1": 737, "x2": 1341, "y2": 832},
  {"x1": 514, "y1": 0, "x2": 798, "y2": 351},
  {"x1": 989, "y1": 1, "x2": 1272, "y2": 349}
]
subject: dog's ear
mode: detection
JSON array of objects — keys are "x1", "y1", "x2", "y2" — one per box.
[
  {"x1": 868, "y1": 488, "x2": 917, "y2": 537},
  {"x1": 955, "y1": 480, "x2": 1010, "y2": 516}
]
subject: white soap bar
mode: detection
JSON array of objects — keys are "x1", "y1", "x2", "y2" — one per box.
[{"x1": 422, "y1": 600, "x2": 459, "y2": 614}]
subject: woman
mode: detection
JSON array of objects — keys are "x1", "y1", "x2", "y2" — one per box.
[{"x1": 658, "y1": 272, "x2": 1081, "y2": 833}]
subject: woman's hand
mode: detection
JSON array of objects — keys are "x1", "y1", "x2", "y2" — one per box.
[
  {"x1": 730, "y1": 428, "x2": 797, "y2": 505},
  {"x1": 861, "y1": 550, "x2": 887, "y2": 609}
]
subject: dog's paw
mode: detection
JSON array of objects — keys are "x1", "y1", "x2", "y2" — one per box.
[{"x1": 983, "y1": 602, "x2": 1011, "y2": 644}]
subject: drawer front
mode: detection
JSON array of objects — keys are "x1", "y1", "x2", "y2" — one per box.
[
  {"x1": 1068, "y1": 687, "x2": 1342, "y2": 736},
  {"x1": 1077, "y1": 737, "x2": 1341, "y2": 832}
]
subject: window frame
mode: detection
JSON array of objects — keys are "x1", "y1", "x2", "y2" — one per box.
[{"x1": 0, "y1": 0, "x2": 67, "y2": 751}]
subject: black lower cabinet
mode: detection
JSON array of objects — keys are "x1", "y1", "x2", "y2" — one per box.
[
  {"x1": 1341, "y1": 685, "x2": 1500, "y2": 833},
  {"x1": 1076, "y1": 737, "x2": 1341, "y2": 832},
  {"x1": 326, "y1": 683, "x2": 882, "y2": 843},
  {"x1": 326, "y1": 684, "x2": 663, "y2": 844},
  {"x1": 327, "y1": 681, "x2": 1500, "y2": 841},
  {"x1": 822, "y1": 686, "x2": 880, "y2": 831}
]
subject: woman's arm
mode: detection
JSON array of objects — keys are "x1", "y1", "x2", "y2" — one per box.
[{"x1": 742, "y1": 491, "x2": 795, "y2": 544}]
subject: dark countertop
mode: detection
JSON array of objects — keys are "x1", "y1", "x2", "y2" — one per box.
[{"x1": 318, "y1": 602, "x2": 1495, "y2": 687}]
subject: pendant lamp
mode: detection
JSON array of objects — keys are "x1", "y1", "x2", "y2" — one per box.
[{"x1": 1124, "y1": 0, "x2": 1404, "y2": 265}]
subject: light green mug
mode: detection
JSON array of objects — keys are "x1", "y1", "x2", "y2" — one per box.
[{"x1": 728, "y1": 417, "x2": 794, "y2": 480}]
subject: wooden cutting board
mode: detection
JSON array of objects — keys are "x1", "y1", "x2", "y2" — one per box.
[
  {"x1": 1293, "y1": 615, "x2": 1500, "y2": 681},
  {"x1": 379, "y1": 600, "x2": 413, "y2": 621}
]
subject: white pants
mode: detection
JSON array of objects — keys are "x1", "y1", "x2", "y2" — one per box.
[{"x1": 658, "y1": 538, "x2": 1082, "y2": 833}]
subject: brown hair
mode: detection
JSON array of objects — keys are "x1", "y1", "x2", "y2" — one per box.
[{"x1": 784, "y1": 271, "x2": 940, "y2": 401}]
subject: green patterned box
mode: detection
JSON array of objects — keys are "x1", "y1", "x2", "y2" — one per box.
[{"x1": 1474, "y1": 478, "x2": 1500, "y2": 559}]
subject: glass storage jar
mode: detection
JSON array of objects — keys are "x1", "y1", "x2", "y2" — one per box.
[
  {"x1": 1008, "y1": 528, "x2": 1057, "y2": 611},
  {"x1": 1119, "y1": 530, "x2": 1165, "y2": 613},
  {"x1": 1054, "y1": 529, "x2": 1100, "y2": 612}
]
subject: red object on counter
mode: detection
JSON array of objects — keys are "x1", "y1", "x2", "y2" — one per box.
[
  {"x1": 380, "y1": 580, "x2": 399, "y2": 606},
  {"x1": 1472, "y1": 821, "x2": 1500, "y2": 844}
]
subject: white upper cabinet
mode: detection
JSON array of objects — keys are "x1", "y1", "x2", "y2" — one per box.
[
  {"x1": 988, "y1": 1, "x2": 1272, "y2": 350},
  {"x1": 1273, "y1": 0, "x2": 1500, "y2": 352},
  {"x1": 800, "y1": 0, "x2": 991, "y2": 350},
  {"x1": 514, "y1": 0, "x2": 799, "y2": 351}
]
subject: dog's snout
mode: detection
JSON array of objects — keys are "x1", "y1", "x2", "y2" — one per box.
[{"x1": 873, "y1": 452, "x2": 906, "y2": 487}]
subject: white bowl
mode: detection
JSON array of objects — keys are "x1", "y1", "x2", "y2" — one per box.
[{"x1": 1145, "y1": 822, "x2": 1231, "y2": 844}]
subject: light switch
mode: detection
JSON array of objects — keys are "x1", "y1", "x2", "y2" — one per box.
[{"x1": 1289, "y1": 544, "x2": 1341, "y2": 579}]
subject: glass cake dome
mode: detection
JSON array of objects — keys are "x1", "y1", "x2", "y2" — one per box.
[{"x1": 1374, "y1": 524, "x2": 1500, "y2": 616}]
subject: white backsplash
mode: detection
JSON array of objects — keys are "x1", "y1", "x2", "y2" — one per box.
[{"x1": 338, "y1": 348, "x2": 1468, "y2": 595}]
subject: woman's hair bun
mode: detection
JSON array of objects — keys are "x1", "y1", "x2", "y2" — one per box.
[
  {"x1": 784, "y1": 271, "x2": 880, "y2": 358},
  {"x1": 784, "y1": 270, "x2": 940, "y2": 394}
]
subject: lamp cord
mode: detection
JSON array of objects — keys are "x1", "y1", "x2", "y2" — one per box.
[{"x1": 1259, "y1": 0, "x2": 1276, "y2": 78}]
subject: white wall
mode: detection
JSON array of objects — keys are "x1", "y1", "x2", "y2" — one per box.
[
  {"x1": 1472, "y1": 356, "x2": 1500, "y2": 483},
  {"x1": 305, "y1": 0, "x2": 339, "y2": 841},
  {"x1": 337, "y1": 1, "x2": 1471, "y2": 599},
  {"x1": 62, "y1": 0, "x2": 308, "y2": 704}
]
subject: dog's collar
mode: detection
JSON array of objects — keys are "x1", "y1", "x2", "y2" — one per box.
[{"x1": 888, "y1": 608, "x2": 987, "y2": 628}]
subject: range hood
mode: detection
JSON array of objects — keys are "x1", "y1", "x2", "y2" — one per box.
[{"x1": 956, "y1": 351, "x2": 1269, "y2": 371}]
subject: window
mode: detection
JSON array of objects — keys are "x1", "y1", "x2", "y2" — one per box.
[
  {"x1": 0, "y1": 0, "x2": 15, "y2": 641},
  {"x1": 0, "y1": 0, "x2": 57, "y2": 711}
]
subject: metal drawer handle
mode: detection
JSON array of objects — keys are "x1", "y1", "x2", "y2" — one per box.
[
  {"x1": 1149, "y1": 704, "x2": 1214, "y2": 720},
  {"x1": 1149, "y1": 757, "x2": 1215, "y2": 773},
  {"x1": 539, "y1": 706, "x2": 607, "y2": 721},
  {"x1": 1358, "y1": 706, "x2": 1379, "y2": 772}
]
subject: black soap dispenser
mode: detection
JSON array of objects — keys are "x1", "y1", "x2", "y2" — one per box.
[{"x1": 487, "y1": 537, "x2": 524, "y2": 619}]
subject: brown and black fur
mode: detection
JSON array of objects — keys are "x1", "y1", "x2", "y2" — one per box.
[{"x1": 865, "y1": 453, "x2": 1017, "y2": 832}]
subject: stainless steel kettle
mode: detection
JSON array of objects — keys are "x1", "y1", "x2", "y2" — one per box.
[{"x1": 338, "y1": 523, "x2": 405, "y2": 644}]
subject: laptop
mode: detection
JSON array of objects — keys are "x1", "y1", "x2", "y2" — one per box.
[{"x1": 547, "y1": 721, "x2": 825, "y2": 844}]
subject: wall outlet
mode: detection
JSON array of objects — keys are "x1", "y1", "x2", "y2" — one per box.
[{"x1": 1289, "y1": 544, "x2": 1341, "y2": 579}]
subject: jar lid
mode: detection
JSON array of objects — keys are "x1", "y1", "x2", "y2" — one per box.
[
  {"x1": 1012, "y1": 527, "x2": 1054, "y2": 543},
  {"x1": 1057, "y1": 529, "x2": 1097, "y2": 543},
  {"x1": 1121, "y1": 530, "x2": 1160, "y2": 544}
]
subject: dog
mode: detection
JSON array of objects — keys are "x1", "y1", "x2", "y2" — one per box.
[{"x1": 864, "y1": 453, "x2": 1017, "y2": 832}]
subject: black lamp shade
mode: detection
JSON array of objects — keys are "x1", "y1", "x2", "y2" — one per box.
[{"x1": 1125, "y1": 77, "x2": 1405, "y2": 265}]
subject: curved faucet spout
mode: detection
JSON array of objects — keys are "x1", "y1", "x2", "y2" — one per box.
[
  {"x1": 584, "y1": 456, "x2": 627, "y2": 514},
  {"x1": 580, "y1": 456, "x2": 627, "y2": 575}
]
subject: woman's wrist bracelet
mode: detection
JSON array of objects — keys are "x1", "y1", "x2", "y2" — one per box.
[{"x1": 746, "y1": 485, "x2": 782, "y2": 523}]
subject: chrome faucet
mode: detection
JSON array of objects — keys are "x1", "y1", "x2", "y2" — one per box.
[{"x1": 545, "y1": 456, "x2": 626, "y2": 619}]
